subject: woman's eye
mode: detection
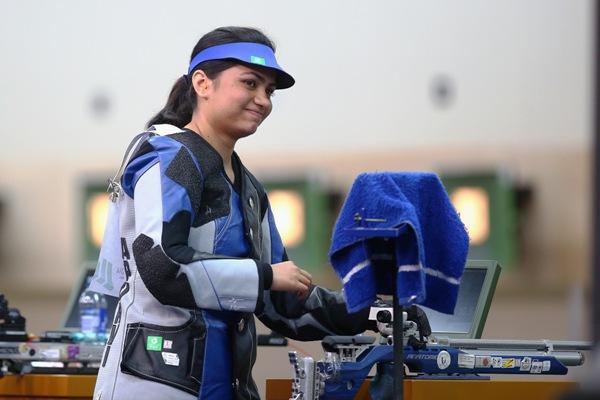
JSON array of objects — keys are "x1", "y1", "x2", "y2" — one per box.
[
  {"x1": 266, "y1": 88, "x2": 275, "y2": 98},
  {"x1": 244, "y1": 79, "x2": 257, "y2": 88}
]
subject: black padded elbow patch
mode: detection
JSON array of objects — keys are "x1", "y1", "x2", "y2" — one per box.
[
  {"x1": 132, "y1": 234, "x2": 196, "y2": 309},
  {"x1": 162, "y1": 211, "x2": 196, "y2": 264}
]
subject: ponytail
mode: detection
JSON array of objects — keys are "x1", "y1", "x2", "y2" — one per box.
[{"x1": 146, "y1": 75, "x2": 195, "y2": 128}]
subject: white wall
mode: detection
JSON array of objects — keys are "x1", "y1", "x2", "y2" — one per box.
[{"x1": 0, "y1": 0, "x2": 593, "y2": 164}]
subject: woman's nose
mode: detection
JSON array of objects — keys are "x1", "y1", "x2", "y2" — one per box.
[{"x1": 254, "y1": 90, "x2": 271, "y2": 108}]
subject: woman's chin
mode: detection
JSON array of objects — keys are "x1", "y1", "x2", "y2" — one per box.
[{"x1": 235, "y1": 124, "x2": 259, "y2": 138}]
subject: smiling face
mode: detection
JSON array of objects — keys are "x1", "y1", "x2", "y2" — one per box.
[{"x1": 195, "y1": 63, "x2": 277, "y2": 140}]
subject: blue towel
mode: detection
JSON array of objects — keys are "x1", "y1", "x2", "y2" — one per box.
[{"x1": 329, "y1": 172, "x2": 469, "y2": 314}]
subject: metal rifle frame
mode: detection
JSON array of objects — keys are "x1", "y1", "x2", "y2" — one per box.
[{"x1": 349, "y1": 212, "x2": 409, "y2": 400}]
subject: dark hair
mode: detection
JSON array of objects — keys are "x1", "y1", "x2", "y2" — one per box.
[{"x1": 147, "y1": 26, "x2": 276, "y2": 128}]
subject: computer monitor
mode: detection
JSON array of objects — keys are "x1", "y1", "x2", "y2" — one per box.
[
  {"x1": 60, "y1": 262, "x2": 119, "y2": 330},
  {"x1": 422, "y1": 260, "x2": 501, "y2": 339}
]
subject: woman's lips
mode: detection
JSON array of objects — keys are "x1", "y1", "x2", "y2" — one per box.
[{"x1": 245, "y1": 109, "x2": 263, "y2": 119}]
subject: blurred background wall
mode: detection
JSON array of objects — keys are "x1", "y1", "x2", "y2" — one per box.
[{"x1": 0, "y1": 0, "x2": 594, "y2": 395}]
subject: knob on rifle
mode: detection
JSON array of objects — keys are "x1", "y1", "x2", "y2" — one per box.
[{"x1": 376, "y1": 310, "x2": 392, "y2": 323}]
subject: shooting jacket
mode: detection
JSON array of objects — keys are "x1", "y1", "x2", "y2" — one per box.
[{"x1": 93, "y1": 127, "x2": 369, "y2": 400}]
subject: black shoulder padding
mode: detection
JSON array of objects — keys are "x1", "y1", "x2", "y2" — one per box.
[
  {"x1": 132, "y1": 234, "x2": 196, "y2": 309},
  {"x1": 169, "y1": 131, "x2": 230, "y2": 227},
  {"x1": 165, "y1": 147, "x2": 203, "y2": 226}
]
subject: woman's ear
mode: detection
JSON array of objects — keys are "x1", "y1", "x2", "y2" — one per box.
[{"x1": 191, "y1": 69, "x2": 211, "y2": 99}]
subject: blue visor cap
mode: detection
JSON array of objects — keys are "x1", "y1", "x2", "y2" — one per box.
[{"x1": 188, "y1": 42, "x2": 295, "y2": 89}]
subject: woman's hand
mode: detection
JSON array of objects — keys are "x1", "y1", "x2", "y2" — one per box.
[{"x1": 271, "y1": 261, "x2": 313, "y2": 298}]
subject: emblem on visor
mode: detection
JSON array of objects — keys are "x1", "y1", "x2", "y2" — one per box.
[{"x1": 250, "y1": 55, "x2": 266, "y2": 65}]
